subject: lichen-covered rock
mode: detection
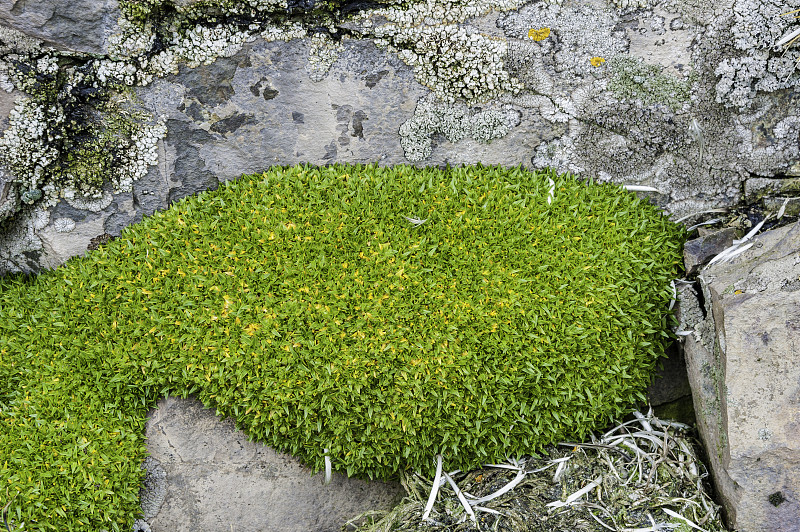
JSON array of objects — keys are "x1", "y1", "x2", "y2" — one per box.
[
  {"x1": 139, "y1": 456, "x2": 167, "y2": 520},
  {"x1": 0, "y1": 0, "x2": 798, "y2": 276},
  {"x1": 682, "y1": 222, "x2": 800, "y2": 531}
]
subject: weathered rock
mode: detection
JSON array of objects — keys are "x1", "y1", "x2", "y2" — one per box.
[
  {"x1": 683, "y1": 227, "x2": 738, "y2": 276},
  {"x1": 681, "y1": 222, "x2": 800, "y2": 531},
  {"x1": 745, "y1": 177, "x2": 800, "y2": 199},
  {"x1": 142, "y1": 396, "x2": 405, "y2": 532},
  {"x1": 0, "y1": 0, "x2": 120, "y2": 54},
  {"x1": 764, "y1": 197, "x2": 800, "y2": 219},
  {"x1": 0, "y1": 0, "x2": 799, "y2": 273}
]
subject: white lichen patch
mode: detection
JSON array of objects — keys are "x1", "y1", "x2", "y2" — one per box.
[
  {"x1": 399, "y1": 94, "x2": 519, "y2": 162},
  {"x1": 359, "y1": 0, "x2": 526, "y2": 103},
  {"x1": 531, "y1": 128, "x2": 585, "y2": 177},
  {"x1": 96, "y1": 58, "x2": 150, "y2": 86},
  {"x1": 0, "y1": 98, "x2": 62, "y2": 203},
  {"x1": 173, "y1": 24, "x2": 255, "y2": 69},
  {"x1": 260, "y1": 22, "x2": 307, "y2": 43},
  {"x1": 609, "y1": 0, "x2": 649, "y2": 10},
  {"x1": 113, "y1": 118, "x2": 168, "y2": 194},
  {"x1": 53, "y1": 217, "x2": 76, "y2": 233},
  {"x1": 108, "y1": 17, "x2": 157, "y2": 60},
  {"x1": 306, "y1": 32, "x2": 345, "y2": 82},
  {"x1": 109, "y1": 20, "x2": 259, "y2": 82},
  {"x1": 64, "y1": 189, "x2": 115, "y2": 212},
  {"x1": 217, "y1": 0, "x2": 287, "y2": 15},
  {"x1": 375, "y1": 23, "x2": 522, "y2": 103},
  {"x1": 498, "y1": 2, "x2": 626, "y2": 77},
  {"x1": 713, "y1": 0, "x2": 800, "y2": 108},
  {"x1": 0, "y1": 25, "x2": 44, "y2": 56},
  {"x1": 31, "y1": 205, "x2": 51, "y2": 231}
]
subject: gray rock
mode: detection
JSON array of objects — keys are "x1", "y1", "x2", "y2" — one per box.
[
  {"x1": 646, "y1": 342, "x2": 692, "y2": 407},
  {"x1": 683, "y1": 227, "x2": 738, "y2": 276},
  {"x1": 144, "y1": 396, "x2": 405, "y2": 532},
  {"x1": 2, "y1": 1, "x2": 800, "y2": 273},
  {"x1": 764, "y1": 197, "x2": 800, "y2": 219},
  {"x1": 36, "y1": 209, "x2": 105, "y2": 269},
  {"x1": 682, "y1": 222, "x2": 800, "y2": 531},
  {"x1": 139, "y1": 456, "x2": 167, "y2": 520},
  {"x1": 0, "y1": 0, "x2": 120, "y2": 54}
]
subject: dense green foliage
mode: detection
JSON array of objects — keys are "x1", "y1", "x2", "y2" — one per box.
[{"x1": 0, "y1": 164, "x2": 684, "y2": 530}]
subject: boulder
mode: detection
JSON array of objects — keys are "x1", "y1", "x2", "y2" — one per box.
[
  {"x1": 681, "y1": 222, "x2": 800, "y2": 531},
  {"x1": 141, "y1": 396, "x2": 405, "y2": 532}
]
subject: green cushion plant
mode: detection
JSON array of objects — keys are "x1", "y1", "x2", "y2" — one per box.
[{"x1": 0, "y1": 164, "x2": 685, "y2": 530}]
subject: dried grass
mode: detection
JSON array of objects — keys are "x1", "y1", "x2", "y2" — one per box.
[{"x1": 345, "y1": 410, "x2": 727, "y2": 532}]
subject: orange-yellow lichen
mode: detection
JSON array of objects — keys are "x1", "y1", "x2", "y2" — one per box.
[
  {"x1": 528, "y1": 28, "x2": 550, "y2": 41},
  {"x1": 590, "y1": 57, "x2": 606, "y2": 67}
]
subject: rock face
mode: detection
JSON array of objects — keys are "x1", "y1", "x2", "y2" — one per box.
[
  {"x1": 0, "y1": 0, "x2": 799, "y2": 273},
  {"x1": 681, "y1": 222, "x2": 800, "y2": 531},
  {"x1": 141, "y1": 396, "x2": 405, "y2": 532}
]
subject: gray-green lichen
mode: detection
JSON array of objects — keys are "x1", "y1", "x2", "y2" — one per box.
[
  {"x1": 608, "y1": 56, "x2": 694, "y2": 110},
  {"x1": 0, "y1": 25, "x2": 167, "y2": 230},
  {"x1": 398, "y1": 94, "x2": 520, "y2": 162}
]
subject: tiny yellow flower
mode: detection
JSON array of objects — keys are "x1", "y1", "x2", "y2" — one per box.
[
  {"x1": 590, "y1": 56, "x2": 606, "y2": 67},
  {"x1": 528, "y1": 28, "x2": 550, "y2": 41}
]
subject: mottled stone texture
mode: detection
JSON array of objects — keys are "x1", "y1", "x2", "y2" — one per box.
[
  {"x1": 145, "y1": 40, "x2": 427, "y2": 183},
  {"x1": 682, "y1": 222, "x2": 800, "y2": 531},
  {"x1": 0, "y1": 0, "x2": 120, "y2": 54},
  {"x1": 142, "y1": 396, "x2": 404, "y2": 532},
  {"x1": 1, "y1": 0, "x2": 799, "y2": 272}
]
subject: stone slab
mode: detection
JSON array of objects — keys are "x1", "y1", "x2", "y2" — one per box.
[
  {"x1": 143, "y1": 396, "x2": 405, "y2": 532},
  {"x1": 682, "y1": 222, "x2": 800, "y2": 531},
  {"x1": 683, "y1": 227, "x2": 737, "y2": 276}
]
